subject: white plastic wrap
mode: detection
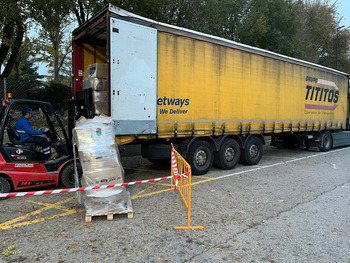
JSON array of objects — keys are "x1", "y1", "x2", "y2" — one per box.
[
  {"x1": 83, "y1": 77, "x2": 108, "y2": 91},
  {"x1": 92, "y1": 90, "x2": 108, "y2": 115},
  {"x1": 73, "y1": 116, "x2": 133, "y2": 217}
]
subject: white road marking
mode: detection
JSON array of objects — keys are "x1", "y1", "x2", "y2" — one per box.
[{"x1": 217, "y1": 147, "x2": 349, "y2": 180}]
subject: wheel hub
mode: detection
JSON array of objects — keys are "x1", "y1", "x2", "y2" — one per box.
[
  {"x1": 196, "y1": 149, "x2": 207, "y2": 166},
  {"x1": 249, "y1": 144, "x2": 259, "y2": 158},
  {"x1": 225, "y1": 147, "x2": 235, "y2": 162},
  {"x1": 324, "y1": 135, "x2": 331, "y2": 148}
]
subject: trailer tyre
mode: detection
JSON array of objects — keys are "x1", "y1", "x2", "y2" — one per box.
[
  {"x1": 214, "y1": 138, "x2": 240, "y2": 170},
  {"x1": 241, "y1": 137, "x2": 263, "y2": 165},
  {"x1": 0, "y1": 177, "x2": 11, "y2": 200},
  {"x1": 322, "y1": 132, "x2": 332, "y2": 152},
  {"x1": 187, "y1": 140, "x2": 214, "y2": 175},
  {"x1": 60, "y1": 162, "x2": 82, "y2": 188}
]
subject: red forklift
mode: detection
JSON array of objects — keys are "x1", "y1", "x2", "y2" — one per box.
[{"x1": 0, "y1": 96, "x2": 82, "y2": 196}]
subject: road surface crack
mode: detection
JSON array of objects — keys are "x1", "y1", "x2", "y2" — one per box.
[{"x1": 188, "y1": 178, "x2": 350, "y2": 262}]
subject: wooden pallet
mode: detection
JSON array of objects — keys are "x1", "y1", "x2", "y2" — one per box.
[
  {"x1": 84, "y1": 191, "x2": 133, "y2": 223},
  {"x1": 85, "y1": 211, "x2": 133, "y2": 222}
]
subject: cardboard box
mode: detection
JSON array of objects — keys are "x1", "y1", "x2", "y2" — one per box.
[
  {"x1": 79, "y1": 152, "x2": 121, "y2": 171},
  {"x1": 83, "y1": 168, "x2": 123, "y2": 185},
  {"x1": 92, "y1": 90, "x2": 109, "y2": 115},
  {"x1": 86, "y1": 63, "x2": 108, "y2": 79},
  {"x1": 83, "y1": 77, "x2": 108, "y2": 91}
]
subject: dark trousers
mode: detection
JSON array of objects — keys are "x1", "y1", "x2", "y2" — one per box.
[{"x1": 23, "y1": 136, "x2": 51, "y2": 159}]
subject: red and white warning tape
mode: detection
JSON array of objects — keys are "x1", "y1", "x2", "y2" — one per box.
[
  {"x1": 324, "y1": 161, "x2": 337, "y2": 169},
  {"x1": 171, "y1": 143, "x2": 190, "y2": 192},
  {"x1": 0, "y1": 175, "x2": 177, "y2": 198},
  {"x1": 1, "y1": 145, "x2": 191, "y2": 198}
]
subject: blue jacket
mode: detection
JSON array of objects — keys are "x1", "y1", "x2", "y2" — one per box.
[{"x1": 14, "y1": 116, "x2": 45, "y2": 142}]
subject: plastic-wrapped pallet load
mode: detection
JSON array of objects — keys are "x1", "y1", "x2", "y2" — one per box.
[{"x1": 73, "y1": 115, "x2": 133, "y2": 219}]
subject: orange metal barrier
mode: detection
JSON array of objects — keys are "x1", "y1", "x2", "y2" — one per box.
[{"x1": 171, "y1": 144, "x2": 204, "y2": 230}]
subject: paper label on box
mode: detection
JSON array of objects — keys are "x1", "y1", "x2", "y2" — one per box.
[{"x1": 92, "y1": 126, "x2": 106, "y2": 149}]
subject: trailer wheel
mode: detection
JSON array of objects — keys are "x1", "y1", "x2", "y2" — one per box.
[
  {"x1": 241, "y1": 136, "x2": 263, "y2": 165},
  {"x1": 322, "y1": 132, "x2": 332, "y2": 152},
  {"x1": 187, "y1": 140, "x2": 214, "y2": 175},
  {"x1": 214, "y1": 138, "x2": 240, "y2": 170},
  {"x1": 60, "y1": 162, "x2": 82, "y2": 188},
  {"x1": 0, "y1": 177, "x2": 11, "y2": 200}
]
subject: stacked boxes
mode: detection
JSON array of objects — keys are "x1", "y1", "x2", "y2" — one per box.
[
  {"x1": 83, "y1": 63, "x2": 109, "y2": 115},
  {"x1": 74, "y1": 116, "x2": 132, "y2": 216}
]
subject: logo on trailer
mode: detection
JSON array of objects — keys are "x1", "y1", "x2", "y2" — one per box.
[
  {"x1": 157, "y1": 96, "x2": 190, "y2": 115},
  {"x1": 305, "y1": 76, "x2": 339, "y2": 111},
  {"x1": 16, "y1": 149, "x2": 23, "y2": 154}
]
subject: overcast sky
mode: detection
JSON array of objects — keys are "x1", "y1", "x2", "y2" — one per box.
[{"x1": 335, "y1": 0, "x2": 350, "y2": 28}]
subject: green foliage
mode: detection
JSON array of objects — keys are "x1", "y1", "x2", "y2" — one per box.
[
  {"x1": 335, "y1": 29, "x2": 350, "y2": 73},
  {"x1": 2, "y1": 245, "x2": 21, "y2": 257},
  {"x1": 4, "y1": 0, "x2": 350, "y2": 86},
  {"x1": 8, "y1": 57, "x2": 43, "y2": 86},
  {"x1": 43, "y1": 82, "x2": 72, "y2": 110},
  {"x1": 27, "y1": 0, "x2": 73, "y2": 83},
  {"x1": 298, "y1": 1, "x2": 338, "y2": 62},
  {"x1": 0, "y1": 0, "x2": 27, "y2": 79},
  {"x1": 232, "y1": 0, "x2": 302, "y2": 57},
  {"x1": 29, "y1": 82, "x2": 71, "y2": 110},
  {"x1": 5, "y1": 57, "x2": 43, "y2": 99}
]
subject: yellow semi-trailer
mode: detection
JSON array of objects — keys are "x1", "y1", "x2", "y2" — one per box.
[{"x1": 72, "y1": 5, "x2": 350, "y2": 175}]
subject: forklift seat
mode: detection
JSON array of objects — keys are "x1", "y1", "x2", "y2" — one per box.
[{"x1": 6, "y1": 126, "x2": 37, "y2": 147}]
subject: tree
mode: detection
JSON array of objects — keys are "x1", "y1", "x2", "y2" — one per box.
[
  {"x1": 8, "y1": 57, "x2": 43, "y2": 88},
  {"x1": 297, "y1": 0, "x2": 350, "y2": 72},
  {"x1": 25, "y1": 0, "x2": 350, "y2": 84},
  {"x1": 334, "y1": 28, "x2": 350, "y2": 72},
  {"x1": 7, "y1": 56, "x2": 43, "y2": 99},
  {"x1": 0, "y1": 0, "x2": 26, "y2": 79},
  {"x1": 28, "y1": 0, "x2": 72, "y2": 83},
  {"x1": 216, "y1": 0, "x2": 250, "y2": 41},
  {"x1": 69, "y1": 0, "x2": 228, "y2": 34},
  {"x1": 298, "y1": 0, "x2": 338, "y2": 63},
  {"x1": 233, "y1": 0, "x2": 302, "y2": 57},
  {"x1": 69, "y1": 0, "x2": 105, "y2": 25}
]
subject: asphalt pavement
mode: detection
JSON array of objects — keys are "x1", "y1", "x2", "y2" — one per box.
[{"x1": 1, "y1": 143, "x2": 350, "y2": 263}]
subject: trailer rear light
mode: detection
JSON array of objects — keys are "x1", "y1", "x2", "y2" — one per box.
[{"x1": 312, "y1": 138, "x2": 320, "y2": 142}]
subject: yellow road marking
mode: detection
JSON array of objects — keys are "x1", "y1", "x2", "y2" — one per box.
[
  {"x1": 131, "y1": 176, "x2": 217, "y2": 200},
  {"x1": 1, "y1": 197, "x2": 76, "y2": 226},
  {"x1": 0, "y1": 196, "x2": 84, "y2": 230},
  {"x1": 0, "y1": 175, "x2": 218, "y2": 230},
  {"x1": 131, "y1": 184, "x2": 155, "y2": 199},
  {"x1": 192, "y1": 177, "x2": 217, "y2": 185}
]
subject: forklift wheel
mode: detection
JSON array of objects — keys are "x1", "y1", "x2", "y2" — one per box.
[
  {"x1": 0, "y1": 177, "x2": 11, "y2": 200},
  {"x1": 60, "y1": 162, "x2": 82, "y2": 188}
]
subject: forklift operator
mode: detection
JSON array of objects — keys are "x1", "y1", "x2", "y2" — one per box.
[{"x1": 14, "y1": 108, "x2": 51, "y2": 159}]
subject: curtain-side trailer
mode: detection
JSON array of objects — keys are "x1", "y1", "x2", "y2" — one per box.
[{"x1": 72, "y1": 4, "x2": 350, "y2": 175}]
